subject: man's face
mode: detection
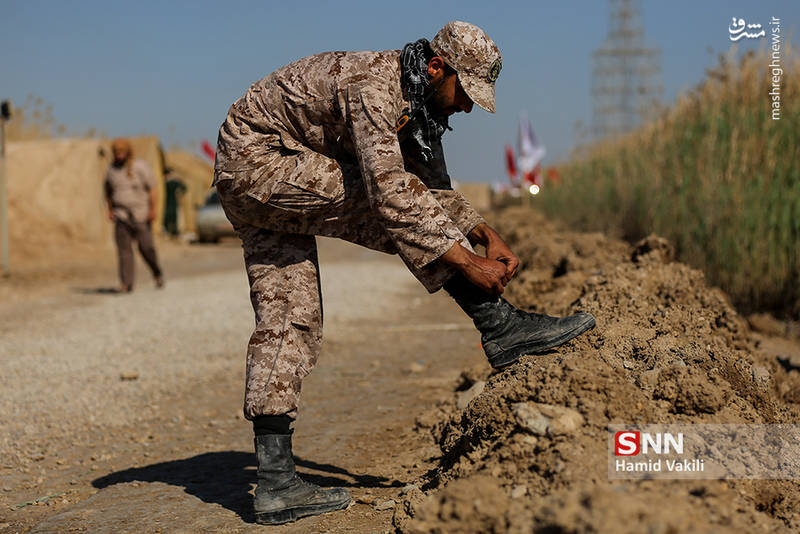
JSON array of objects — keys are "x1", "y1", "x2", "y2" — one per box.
[
  {"x1": 112, "y1": 144, "x2": 130, "y2": 165},
  {"x1": 426, "y1": 57, "x2": 474, "y2": 117},
  {"x1": 431, "y1": 73, "x2": 474, "y2": 117}
]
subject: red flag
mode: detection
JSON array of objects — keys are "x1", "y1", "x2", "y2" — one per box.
[
  {"x1": 201, "y1": 140, "x2": 216, "y2": 163},
  {"x1": 505, "y1": 145, "x2": 518, "y2": 185}
]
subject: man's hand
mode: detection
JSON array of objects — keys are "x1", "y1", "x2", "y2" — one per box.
[
  {"x1": 486, "y1": 238, "x2": 519, "y2": 285},
  {"x1": 468, "y1": 223, "x2": 520, "y2": 285},
  {"x1": 147, "y1": 209, "x2": 156, "y2": 223},
  {"x1": 440, "y1": 242, "x2": 507, "y2": 295}
]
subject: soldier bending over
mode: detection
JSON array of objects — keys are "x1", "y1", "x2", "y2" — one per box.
[{"x1": 213, "y1": 21, "x2": 595, "y2": 525}]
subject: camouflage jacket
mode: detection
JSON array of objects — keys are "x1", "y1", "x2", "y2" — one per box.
[{"x1": 214, "y1": 50, "x2": 483, "y2": 267}]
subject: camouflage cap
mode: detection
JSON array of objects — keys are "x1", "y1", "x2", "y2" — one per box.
[{"x1": 430, "y1": 21, "x2": 502, "y2": 113}]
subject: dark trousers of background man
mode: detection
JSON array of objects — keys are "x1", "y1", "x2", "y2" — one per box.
[{"x1": 114, "y1": 220, "x2": 162, "y2": 289}]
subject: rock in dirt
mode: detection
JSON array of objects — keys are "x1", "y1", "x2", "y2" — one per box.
[
  {"x1": 401, "y1": 484, "x2": 420, "y2": 496},
  {"x1": 457, "y1": 380, "x2": 485, "y2": 410},
  {"x1": 751, "y1": 365, "x2": 772, "y2": 390},
  {"x1": 356, "y1": 494, "x2": 376, "y2": 505},
  {"x1": 512, "y1": 402, "x2": 584, "y2": 436},
  {"x1": 510, "y1": 485, "x2": 528, "y2": 499},
  {"x1": 637, "y1": 368, "x2": 661, "y2": 391},
  {"x1": 374, "y1": 499, "x2": 396, "y2": 511}
]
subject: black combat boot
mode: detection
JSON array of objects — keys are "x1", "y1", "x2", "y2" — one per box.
[
  {"x1": 444, "y1": 274, "x2": 596, "y2": 368},
  {"x1": 253, "y1": 434, "x2": 351, "y2": 525}
]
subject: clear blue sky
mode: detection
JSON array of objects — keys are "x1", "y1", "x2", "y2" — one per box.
[{"x1": 2, "y1": 0, "x2": 796, "y2": 183}]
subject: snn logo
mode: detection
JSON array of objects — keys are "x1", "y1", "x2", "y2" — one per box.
[
  {"x1": 614, "y1": 431, "x2": 684, "y2": 456},
  {"x1": 615, "y1": 431, "x2": 640, "y2": 456}
]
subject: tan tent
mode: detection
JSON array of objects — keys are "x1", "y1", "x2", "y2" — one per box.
[
  {"x1": 5, "y1": 136, "x2": 164, "y2": 263},
  {"x1": 163, "y1": 150, "x2": 214, "y2": 234}
]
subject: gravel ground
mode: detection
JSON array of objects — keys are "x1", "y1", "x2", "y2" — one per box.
[
  {"x1": 0, "y1": 267, "x2": 253, "y2": 463},
  {"x1": 0, "y1": 238, "x2": 432, "y2": 464},
  {"x1": 0, "y1": 237, "x2": 485, "y2": 533}
]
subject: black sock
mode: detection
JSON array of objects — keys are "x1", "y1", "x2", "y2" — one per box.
[
  {"x1": 252, "y1": 414, "x2": 293, "y2": 436},
  {"x1": 443, "y1": 273, "x2": 497, "y2": 304}
]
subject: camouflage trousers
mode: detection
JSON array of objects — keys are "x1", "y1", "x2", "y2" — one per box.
[{"x1": 216, "y1": 150, "x2": 483, "y2": 420}]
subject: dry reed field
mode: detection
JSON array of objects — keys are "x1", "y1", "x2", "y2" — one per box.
[{"x1": 540, "y1": 45, "x2": 799, "y2": 317}]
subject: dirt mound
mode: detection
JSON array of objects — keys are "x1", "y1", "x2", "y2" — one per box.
[{"x1": 396, "y1": 206, "x2": 800, "y2": 533}]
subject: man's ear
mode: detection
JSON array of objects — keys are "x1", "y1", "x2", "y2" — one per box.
[{"x1": 427, "y1": 56, "x2": 446, "y2": 79}]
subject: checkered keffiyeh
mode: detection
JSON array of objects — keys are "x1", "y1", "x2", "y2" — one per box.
[{"x1": 400, "y1": 38, "x2": 450, "y2": 162}]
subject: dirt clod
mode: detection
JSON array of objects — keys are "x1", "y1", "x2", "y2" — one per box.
[
  {"x1": 456, "y1": 381, "x2": 485, "y2": 410},
  {"x1": 512, "y1": 402, "x2": 584, "y2": 436}
]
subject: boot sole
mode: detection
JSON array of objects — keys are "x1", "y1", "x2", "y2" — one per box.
[
  {"x1": 255, "y1": 496, "x2": 351, "y2": 525},
  {"x1": 488, "y1": 315, "x2": 596, "y2": 369}
]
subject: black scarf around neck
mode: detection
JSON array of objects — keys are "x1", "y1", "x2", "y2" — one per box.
[{"x1": 400, "y1": 38, "x2": 451, "y2": 162}]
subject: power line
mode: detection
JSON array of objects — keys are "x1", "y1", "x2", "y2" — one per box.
[{"x1": 591, "y1": 0, "x2": 663, "y2": 141}]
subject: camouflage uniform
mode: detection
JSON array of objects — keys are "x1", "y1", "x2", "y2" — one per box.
[{"x1": 215, "y1": 33, "x2": 498, "y2": 420}]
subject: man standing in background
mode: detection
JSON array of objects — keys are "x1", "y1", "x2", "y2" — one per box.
[{"x1": 104, "y1": 138, "x2": 164, "y2": 292}]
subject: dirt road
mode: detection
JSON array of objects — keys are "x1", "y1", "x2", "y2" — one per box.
[{"x1": 0, "y1": 238, "x2": 485, "y2": 533}]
